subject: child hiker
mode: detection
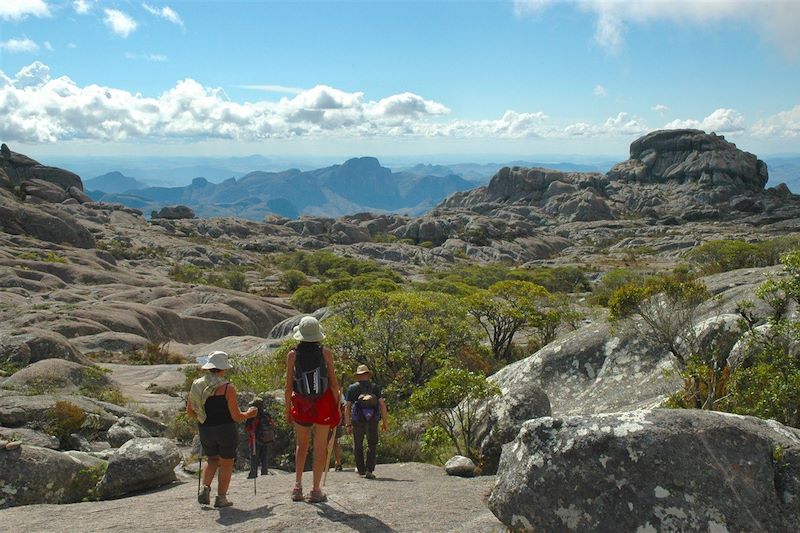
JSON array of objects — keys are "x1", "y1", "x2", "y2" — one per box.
[{"x1": 244, "y1": 397, "x2": 275, "y2": 478}]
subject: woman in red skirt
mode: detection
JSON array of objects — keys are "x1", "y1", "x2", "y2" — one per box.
[{"x1": 284, "y1": 316, "x2": 340, "y2": 503}]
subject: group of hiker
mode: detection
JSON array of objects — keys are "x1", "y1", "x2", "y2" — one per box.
[{"x1": 186, "y1": 316, "x2": 388, "y2": 507}]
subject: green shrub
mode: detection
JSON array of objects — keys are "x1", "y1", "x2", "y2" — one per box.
[
  {"x1": 167, "y1": 412, "x2": 198, "y2": 444},
  {"x1": 47, "y1": 400, "x2": 86, "y2": 442},
  {"x1": 279, "y1": 269, "x2": 308, "y2": 292},
  {"x1": 686, "y1": 237, "x2": 800, "y2": 274},
  {"x1": 590, "y1": 268, "x2": 648, "y2": 307},
  {"x1": 132, "y1": 342, "x2": 186, "y2": 365},
  {"x1": 75, "y1": 462, "x2": 108, "y2": 502}
]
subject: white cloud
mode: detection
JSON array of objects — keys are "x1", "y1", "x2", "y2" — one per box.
[
  {"x1": 67, "y1": 42, "x2": 78, "y2": 49},
  {"x1": 652, "y1": 104, "x2": 669, "y2": 115},
  {"x1": 142, "y1": 3, "x2": 184, "y2": 28},
  {"x1": 44, "y1": 41, "x2": 53, "y2": 51},
  {"x1": 0, "y1": 0, "x2": 50, "y2": 20},
  {"x1": 514, "y1": 1, "x2": 800, "y2": 59},
  {"x1": 235, "y1": 85, "x2": 305, "y2": 95},
  {"x1": 664, "y1": 108, "x2": 745, "y2": 134},
  {"x1": 73, "y1": 0, "x2": 91, "y2": 15},
  {"x1": 563, "y1": 112, "x2": 648, "y2": 137},
  {"x1": 593, "y1": 84, "x2": 607, "y2": 97},
  {"x1": 752, "y1": 105, "x2": 800, "y2": 138},
  {"x1": 125, "y1": 52, "x2": 168, "y2": 62},
  {"x1": 0, "y1": 62, "x2": 674, "y2": 144},
  {"x1": 104, "y1": 9, "x2": 137, "y2": 38},
  {"x1": 0, "y1": 37, "x2": 39, "y2": 53}
]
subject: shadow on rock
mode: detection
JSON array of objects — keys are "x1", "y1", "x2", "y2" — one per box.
[
  {"x1": 315, "y1": 502, "x2": 395, "y2": 533},
  {"x1": 215, "y1": 504, "x2": 275, "y2": 526}
]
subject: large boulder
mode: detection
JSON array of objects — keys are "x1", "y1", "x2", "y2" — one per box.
[
  {"x1": 151, "y1": 205, "x2": 195, "y2": 220},
  {"x1": 0, "y1": 329, "x2": 90, "y2": 366},
  {"x1": 97, "y1": 437, "x2": 182, "y2": 499},
  {"x1": 0, "y1": 359, "x2": 116, "y2": 394},
  {"x1": 489, "y1": 409, "x2": 800, "y2": 532},
  {"x1": 474, "y1": 381, "x2": 551, "y2": 474},
  {"x1": 0, "y1": 445, "x2": 102, "y2": 508},
  {"x1": 444, "y1": 455, "x2": 477, "y2": 478},
  {"x1": 106, "y1": 417, "x2": 152, "y2": 448}
]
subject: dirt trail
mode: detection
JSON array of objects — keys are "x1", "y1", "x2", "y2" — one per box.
[
  {"x1": 99, "y1": 362, "x2": 188, "y2": 416},
  {"x1": 0, "y1": 463, "x2": 504, "y2": 532}
]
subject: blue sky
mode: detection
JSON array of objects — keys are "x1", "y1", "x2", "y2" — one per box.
[{"x1": 1, "y1": 0, "x2": 799, "y2": 162}]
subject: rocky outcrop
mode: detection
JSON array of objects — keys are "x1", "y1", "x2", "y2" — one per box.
[
  {"x1": 0, "y1": 445, "x2": 104, "y2": 507},
  {"x1": 489, "y1": 409, "x2": 800, "y2": 532},
  {"x1": 0, "y1": 144, "x2": 83, "y2": 195},
  {"x1": 151, "y1": 205, "x2": 196, "y2": 220},
  {"x1": 97, "y1": 437, "x2": 181, "y2": 499},
  {"x1": 473, "y1": 381, "x2": 551, "y2": 474},
  {"x1": 0, "y1": 329, "x2": 90, "y2": 366},
  {"x1": 106, "y1": 417, "x2": 152, "y2": 448},
  {"x1": 0, "y1": 359, "x2": 115, "y2": 394}
]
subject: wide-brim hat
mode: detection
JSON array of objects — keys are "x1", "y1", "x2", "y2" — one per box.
[
  {"x1": 201, "y1": 350, "x2": 231, "y2": 370},
  {"x1": 292, "y1": 316, "x2": 325, "y2": 342},
  {"x1": 355, "y1": 364, "x2": 371, "y2": 375}
]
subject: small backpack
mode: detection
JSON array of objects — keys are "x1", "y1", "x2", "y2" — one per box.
[
  {"x1": 255, "y1": 412, "x2": 275, "y2": 445},
  {"x1": 352, "y1": 383, "x2": 380, "y2": 423},
  {"x1": 293, "y1": 343, "x2": 329, "y2": 398}
]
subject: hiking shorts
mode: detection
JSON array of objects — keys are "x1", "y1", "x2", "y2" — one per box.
[{"x1": 199, "y1": 423, "x2": 238, "y2": 459}]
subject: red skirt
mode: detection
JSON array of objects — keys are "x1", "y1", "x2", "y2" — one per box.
[{"x1": 290, "y1": 388, "x2": 341, "y2": 427}]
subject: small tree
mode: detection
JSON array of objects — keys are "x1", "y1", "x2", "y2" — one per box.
[
  {"x1": 465, "y1": 280, "x2": 559, "y2": 362},
  {"x1": 410, "y1": 367, "x2": 500, "y2": 462}
]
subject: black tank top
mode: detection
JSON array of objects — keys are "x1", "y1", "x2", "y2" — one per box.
[{"x1": 201, "y1": 384, "x2": 234, "y2": 426}]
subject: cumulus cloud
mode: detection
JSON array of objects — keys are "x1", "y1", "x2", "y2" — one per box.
[
  {"x1": 752, "y1": 105, "x2": 800, "y2": 138},
  {"x1": 235, "y1": 84, "x2": 305, "y2": 95},
  {"x1": 0, "y1": 37, "x2": 40, "y2": 53},
  {"x1": 514, "y1": 0, "x2": 800, "y2": 59},
  {"x1": 652, "y1": 104, "x2": 669, "y2": 115},
  {"x1": 593, "y1": 84, "x2": 607, "y2": 97},
  {"x1": 563, "y1": 112, "x2": 648, "y2": 137},
  {"x1": 104, "y1": 9, "x2": 137, "y2": 38},
  {"x1": 73, "y1": 0, "x2": 92, "y2": 15},
  {"x1": 142, "y1": 3, "x2": 184, "y2": 28},
  {"x1": 663, "y1": 108, "x2": 745, "y2": 134},
  {"x1": 0, "y1": 0, "x2": 50, "y2": 20},
  {"x1": 0, "y1": 62, "x2": 702, "y2": 144}
]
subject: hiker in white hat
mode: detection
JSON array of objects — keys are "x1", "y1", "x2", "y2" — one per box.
[
  {"x1": 187, "y1": 350, "x2": 257, "y2": 508},
  {"x1": 284, "y1": 316, "x2": 341, "y2": 503}
]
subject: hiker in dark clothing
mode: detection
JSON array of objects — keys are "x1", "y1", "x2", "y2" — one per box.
[
  {"x1": 284, "y1": 316, "x2": 341, "y2": 503},
  {"x1": 187, "y1": 351, "x2": 257, "y2": 508},
  {"x1": 345, "y1": 364, "x2": 389, "y2": 479},
  {"x1": 244, "y1": 397, "x2": 275, "y2": 478}
]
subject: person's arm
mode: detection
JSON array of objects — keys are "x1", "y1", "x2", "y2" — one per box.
[
  {"x1": 186, "y1": 399, "x2": 197, "y2": 419},
  {"x1": 344, "y1": 399, "x2": 353, "y2": 434},
  {"x1": 225, "y1": 384, "x2": 257, "y2": 423},
  {"x1": 379, "y1": 398, "x2": 389, "y2": 431},
  {"x1": 323, "y1": 348, "x2": 339, "y2": 402},
  {"x1": 284, "y1": 350, "x2": 296, "y2": 423}
]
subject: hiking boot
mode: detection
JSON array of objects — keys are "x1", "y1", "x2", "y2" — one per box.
[
  {"x1": 334, "y1": 463, "x2": 343, "y2": 472},
  {"x1": 357, "y1": 470, "x2": 366, "y2": 476},
  {"x1": 261, "y1": 469, "x2": 269, "y2": 475},
  {"x1": 214, "y1": 495, "x2": 233, "y2": 508},
  {"x1": 198, "y1": 485, "x2": 211, "y2": 505},
  {"x1": 291, "y1": 485, "x2": 304, "y2": 502},
  {"x1": 365, "y1": 471, "x2": 376, "y2": 479},
  {"x1": 247, "y1": 470, "x2": 257, "y2": 479},
  {"x1": 306, "y1": 489, "x2": 327, "y2": 503}
]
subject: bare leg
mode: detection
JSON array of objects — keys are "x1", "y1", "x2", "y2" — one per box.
[
  {"x1": 294, "y1": 423, "x2": 312, "y2": 486},
  {"x1": 311, "y1": 424, "x2": 330, "y2": 492},
  {"x1": 203, "y1": 456, "x2": 219, "y2": 487},
  {"x1": 333, "y1": 437, "x2": 341, "y2": 464},
  {"x1": 217, "y1": 457, "x2": 235, "y2": 495}
]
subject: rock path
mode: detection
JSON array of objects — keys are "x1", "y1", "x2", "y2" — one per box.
[{"x1": 0, "y1": 463, "x2": 503, "y2": 532}]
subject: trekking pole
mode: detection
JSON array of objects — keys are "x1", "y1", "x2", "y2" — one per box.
[
  {"x1": 323, "y1": 424, "x2": 336, "y2": 486},
  {"x1": 251, "y1": 441, "x2": 257, "y2": 496},
  {"x1": 197, "y1": 455, "x2": 202, "y2": 497}
]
